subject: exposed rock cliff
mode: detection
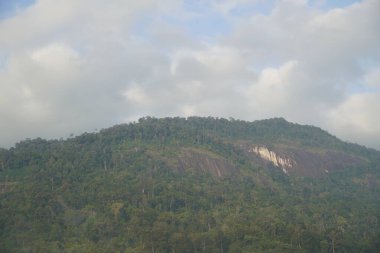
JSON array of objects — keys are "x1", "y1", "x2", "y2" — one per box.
[
  {"x1": 249, "y1": 146, "x2": 295, "y2": 174},
  {"x1": 245, "y1": 145, "x2": 364, "y2": 177},
  {"x1": 177, "y1": 148, "x2": 237, "y2": 178}
]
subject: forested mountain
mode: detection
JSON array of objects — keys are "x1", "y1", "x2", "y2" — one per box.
[{"x1": 1, "y1": 117, "x2": 380, "y2": 252}]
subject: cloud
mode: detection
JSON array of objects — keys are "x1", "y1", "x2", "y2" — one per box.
[
  {"x1": 364, "y1": 67, "x2": 380, "y2": 87},
  {"x1": 0, "y1": 0, "x2": 160, "y2": 144},
  {"x1": 0, "y1": 0, "x2": 379, "y2": 150},
  {"x1": 221, "y1": 0, "x2": 380, "y2": 146},
  {"x1": 247, "y1": 60, "x2": 299, "y2": 118},
  {"x1": 328, "y1": 92, "x2": 380, "y2": 147}
]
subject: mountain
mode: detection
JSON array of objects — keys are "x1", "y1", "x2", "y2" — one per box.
[{"x1": 1, "y1": 117, "x2": 380, "y2": 252}]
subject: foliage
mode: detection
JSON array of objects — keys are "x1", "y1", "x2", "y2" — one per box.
[{"x1": 0, "y1": 117, "x2": 379, "y2": 252}]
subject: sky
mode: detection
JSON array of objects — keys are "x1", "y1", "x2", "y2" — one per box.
[{"x1": 0, "y1": 0, "x2": 379, "y2": 150}]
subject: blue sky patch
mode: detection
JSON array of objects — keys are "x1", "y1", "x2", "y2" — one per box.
[
  {"x1": 308, "y1": 0, "x2": 362, "y2": 10},
  {"x1": 0, "y1": 0, "x2": 35, "y2": 20}
]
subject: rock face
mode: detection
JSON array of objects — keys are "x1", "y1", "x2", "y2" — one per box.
[
  {"x1": 246, "y1": 145, "x2": 365, "y2": 177},
  {"x1": 289, "y1": 149, "x2": 364, "y2": 177},
  {"x1": 177, "y1": 148, "x2": 237, "y2": 178},
  {"x1": 249, "y1": 146, "x2": 295, "y2": 174}
]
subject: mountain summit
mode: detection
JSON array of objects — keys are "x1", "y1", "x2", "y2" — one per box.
[{"x1": 1, "y1": 117, "x2": 379, "y2": 252}]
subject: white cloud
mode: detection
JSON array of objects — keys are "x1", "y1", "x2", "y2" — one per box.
[
  {"x1": 123, "y1": 85, "x2": 152, "y2": 107},
  {"x1": 328, "y1": 92, "x2": 380, "y2": 147},
  {"x1": 222, "y1": 0, "x2": 380, "y2": 148},
  {"x1": 364, "y1": 67, "x2": 380, "y2": 87},
  {"x1": 211, "y1": 0, "x2": 260, "y2": 14},
  {"x1": 247, "y1": 60, "x2": 298, "y2": 117},
  {"x1": 0, "y1": 0, "x2": 379, "y2": 150}
]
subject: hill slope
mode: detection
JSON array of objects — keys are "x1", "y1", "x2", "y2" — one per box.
[{"x1": 1, "y1": 117, "x2": 380, "y2": 252}]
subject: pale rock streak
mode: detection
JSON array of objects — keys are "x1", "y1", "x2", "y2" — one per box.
[{"x1": 249, "y1": 146, "x2": 295, "y2": 174}]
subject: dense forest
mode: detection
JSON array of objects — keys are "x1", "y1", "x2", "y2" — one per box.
[{"x1": 1, "y1": 117, "x2": 380, "y2": 252}]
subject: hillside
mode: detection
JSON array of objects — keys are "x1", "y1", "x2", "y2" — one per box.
[{"x1": 1, "y1": 117, "x2": 380, "y2": 252}]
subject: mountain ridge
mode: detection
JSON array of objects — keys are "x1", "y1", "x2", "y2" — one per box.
[{"x1": 1, "y1": 116, "x2": 379, "y2": 252}]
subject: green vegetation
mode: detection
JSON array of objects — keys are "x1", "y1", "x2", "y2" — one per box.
[{"x1": 1, "y1": 117, "x2": 379, "y2": 252}]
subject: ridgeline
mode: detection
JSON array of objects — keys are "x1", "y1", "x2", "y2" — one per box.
[{"x1": 1, "y1": 117, "x2": 379, "y2": 252}]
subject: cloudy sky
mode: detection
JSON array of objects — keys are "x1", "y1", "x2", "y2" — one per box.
[{"x1": 0, "y1": 0, "x2": 379, "y2": 149}]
